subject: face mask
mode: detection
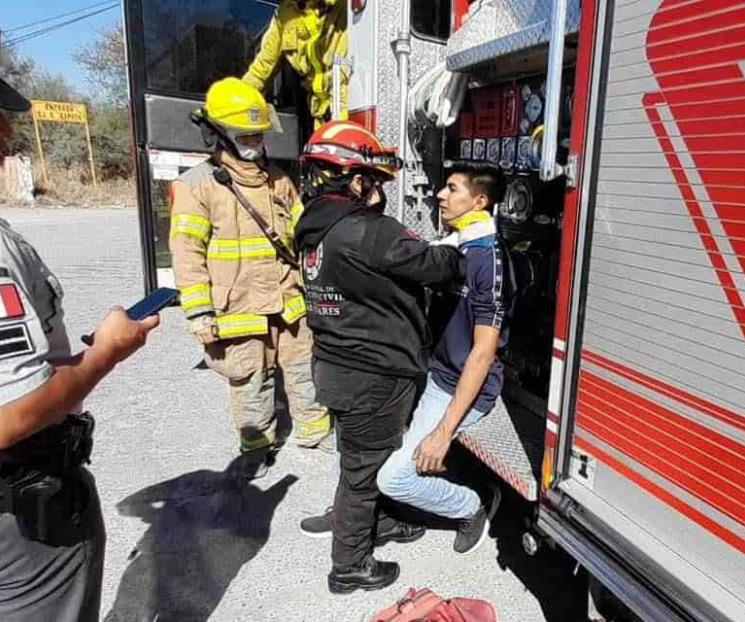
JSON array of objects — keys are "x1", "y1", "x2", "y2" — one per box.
[
  {"x1": 371, "y1": 186, "x2": 387, "y2": 212},
  {"x1": 358, "y1": 175, "x2": 387, "y2": 211},
  {"x1": 225, "y1": 129, "x2": 264, "y2": 162},
  {"x1": 236, "y1": 144, "x2": 263, "y2": 161}
]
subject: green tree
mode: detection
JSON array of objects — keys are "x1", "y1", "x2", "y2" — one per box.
[
  {"x1": 0, "y1": 24, "x2": 133, "y2": 180},
  {"x1": 90, "y1": 105, "x2": 132, "y2": 178},
  {"x1": 75, "y1": 22, "x2": 133, "y2": 178},
  {"x1": 1, "y1": 46, "x2": 86, "y2": 168},
  {"x1": 0, "y1": 45, "x2": 35, "y2": 155},
  {"x1": 75, "y1": 22, "x2": 127, "y2": 108}
]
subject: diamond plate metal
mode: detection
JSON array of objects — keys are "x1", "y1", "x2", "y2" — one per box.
[
  {"x1": 446, "y1": 0, "x2": 581, "y2": 73},
  {"x1": 456, "y1": 393, "x2": 544, "y2": 501},
  {"x1": 375, "y1": 0, "x2": 446, "y2": 240}
]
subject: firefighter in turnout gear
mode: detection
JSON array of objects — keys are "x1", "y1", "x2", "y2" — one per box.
[
  {"x1": 170, "y1": 78, "x2": 331, "y2": 478},
  {"x1": 243, "y1": 0, "x2": 348, "y2": 129},
  {"x1": 294, "y1": 121, "x2": 465, "y2": 593}
]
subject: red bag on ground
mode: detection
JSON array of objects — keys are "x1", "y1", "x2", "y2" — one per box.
[{"x1": 370, "y1": 587, "x2": 497, "y2": 622}]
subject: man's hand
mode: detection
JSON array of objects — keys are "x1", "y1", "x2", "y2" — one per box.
[
  {"x1": 188, "y1": 315, "x2": 218, "y2": 344},
  {"x1": 0, "y1": 306, "x2": 160, "y2": 449},
  {"x1": 413, "y1": 426, "x2": 452, "y2": 475},
  {"x1": 92, "y1": 306, "x2": 160, "y2": 366}
]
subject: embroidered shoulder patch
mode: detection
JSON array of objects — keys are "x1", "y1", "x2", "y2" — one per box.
[{"x1": 0, "y1": 323, "x2": 34, "y2": 360}]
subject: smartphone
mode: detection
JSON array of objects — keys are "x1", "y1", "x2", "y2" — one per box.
[
  {"x1": 125, "y1": 287, "x2": 180, "y2": 320},
  {"x1": 81, "y1": 287, "x2": 179, "y2": 345}
]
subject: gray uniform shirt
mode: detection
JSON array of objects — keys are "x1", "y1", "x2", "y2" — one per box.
[
  {"x1": 0, "y1": 219, "x2": 103, "y2": 621},
  {"x1": 0, "y1": 218, "x2": 71, "y2": 407}
]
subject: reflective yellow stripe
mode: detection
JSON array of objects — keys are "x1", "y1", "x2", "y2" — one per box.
[
  {"x1": 296, "y1": 412, "x2": 331, "y2": 439},
  {"x1": 281, "y1": 295, "x2": 306, "y2": 324},
  {"x1": 207, "y1": 237, "x2": 276, "y2": 261},
  {"x1": 180, "y1": 283, "x2": 212, "y2": 313},
  {"x1": 240, "y1": 429, "x2": 276, "y2": 452},
  {"x1": 170, "y1": 214, "x2": 211, "y2": 242},
  {"x1": 288, "y1": 202, "x2": 304, "y2": 236},
  {"x1": 216, "y1": 313, "x2": 269, "y2": 338},
  {"x1": 290, "y1": 203, "x2": 304, "y2": 222}
]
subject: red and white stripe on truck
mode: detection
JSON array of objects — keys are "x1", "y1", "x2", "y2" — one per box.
[{"x1": 543, "y1": 0, "x2": 745, "y2": 618}]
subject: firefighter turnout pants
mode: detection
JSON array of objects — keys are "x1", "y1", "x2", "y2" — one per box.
[{"x1": 205, "y1": 315, "x2": 330, "y2": 453}]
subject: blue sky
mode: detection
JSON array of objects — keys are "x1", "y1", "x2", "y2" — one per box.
[{"x1": 1, "y1": 1, "x2": 121, "y2": 96}]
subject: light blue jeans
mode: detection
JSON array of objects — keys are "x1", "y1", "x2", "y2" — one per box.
[{"x1": 377, "y1": 375, "x2": 487, "y2": 520}]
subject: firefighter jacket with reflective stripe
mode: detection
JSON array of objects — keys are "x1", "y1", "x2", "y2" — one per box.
[
  {"x1": 243, "y1": 0, "x2": 348, "y2": 125},
  {"x1": 294, "y1": 195, "x2": 466, "y2": 378},
  {"x1": 169, "y1": 150, "x2": 306, "y2": 339}
]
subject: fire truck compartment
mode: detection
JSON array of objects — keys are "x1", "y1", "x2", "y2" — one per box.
[
  {"x1": 445, "y1": 60, "x2": 575, "y2": 502},
  {"x1": 446, "y1": 0, "x2": 581, "y2": 73}
]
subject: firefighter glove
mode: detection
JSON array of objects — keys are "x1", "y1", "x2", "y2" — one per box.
[{"x1": 189, "y1": 314, "x2": 219, "y2": 344}]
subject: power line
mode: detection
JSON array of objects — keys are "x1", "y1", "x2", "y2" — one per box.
[
  {"x1": 5, "y1": 4, "x2": 119, "y2": 47},
  {"x1": 3, "y1": 1, "x2": 116, "y2": 34},
  {"x1": 3, "y1": 4, "x2": 118, "y2": 48}
]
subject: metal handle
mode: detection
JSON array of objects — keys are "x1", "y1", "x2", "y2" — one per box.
[
  {"x1": 331, "y1": 54, "x2": 343, "y2": 121},
  {"x1": 540, "y1": 0, "x2": 569, "y2": 182}
]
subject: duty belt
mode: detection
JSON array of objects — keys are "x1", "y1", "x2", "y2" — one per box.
[
  {"x1": 0, "y1": 413, "x2": 95, "y2": 541},
  {"x1": 0, "y1": 412, "x2": 94, "y2": 473}
]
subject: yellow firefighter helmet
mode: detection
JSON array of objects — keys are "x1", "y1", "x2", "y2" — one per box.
[{"x1": 203, "y1": 77, "x2": 272, "y2": 134}]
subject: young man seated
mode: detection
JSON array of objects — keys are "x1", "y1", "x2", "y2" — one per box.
[{"x1": 376, "y1": 164, "x2": 509, "y2": 555}]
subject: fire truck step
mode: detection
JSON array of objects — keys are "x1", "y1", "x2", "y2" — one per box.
[{"x1": 456, "y1": 386, "x2": 544, "y2": 502}]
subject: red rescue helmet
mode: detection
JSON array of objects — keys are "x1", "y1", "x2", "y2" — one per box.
[{"x1": 300, "y1": 120, "x2": 402, "y2": 180}]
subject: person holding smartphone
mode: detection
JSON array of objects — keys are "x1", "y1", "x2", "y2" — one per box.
[{"x1": 0, "y1": 78, "x2": 161, "y2": 621}]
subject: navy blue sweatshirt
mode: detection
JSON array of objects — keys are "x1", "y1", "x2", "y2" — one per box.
[{"x1": 428, "y1": 222, "x2": 508, "y2": 413}]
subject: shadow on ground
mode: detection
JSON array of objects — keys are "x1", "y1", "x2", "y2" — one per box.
[
  {"x1": 104, "y1": 457, "x2": 297, "y2": 622},
  {"x1": 450, "y1": 444, "x2": 589, "y2": 622},
  {"x1": 490, "y1": 486, "x2": 588, "y2": 622}
]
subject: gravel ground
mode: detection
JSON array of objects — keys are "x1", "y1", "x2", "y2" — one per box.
[{"x1": 0, "y1": 206, "x2": 587, "y2": 622}]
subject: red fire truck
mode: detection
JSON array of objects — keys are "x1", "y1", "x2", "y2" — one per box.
[{"x1": 124, "y1": 1, "x2": 745, "y2": 619}]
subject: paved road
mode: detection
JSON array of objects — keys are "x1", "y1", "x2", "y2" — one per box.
[{"x1": 1, "y1": 207, "x2": 587, "y2": 622}]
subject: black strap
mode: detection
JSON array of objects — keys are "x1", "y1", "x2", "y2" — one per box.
[
  {"x1": 0, "y1": 412, "x2": 94, "y2": 472},
  {"x1": 495, "y1": 236, "x2": 519, "y2": 353},
  {"x1": 212, "y1": 166, "x2": 300, "y2": 270}
]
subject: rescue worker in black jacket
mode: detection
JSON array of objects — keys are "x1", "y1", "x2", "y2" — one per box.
[{"x1": 294, "y1": 120, "x2": 465, "y2": 593}]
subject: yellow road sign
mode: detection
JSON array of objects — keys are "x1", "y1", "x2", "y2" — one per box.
[
  {"x1": 30, "y1": 100, "x2": 97, "y2": 186},
  {"x1": 31, "y1": 100, "x2": 88, "y2": 124}
]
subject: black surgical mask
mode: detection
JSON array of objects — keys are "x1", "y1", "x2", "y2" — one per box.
[
  {"x1": 370, "y1": 186, "x2": 387, "y2": 213},
  {"x1": 360, "y1": 175, "x2": 386, "y2": 212}
]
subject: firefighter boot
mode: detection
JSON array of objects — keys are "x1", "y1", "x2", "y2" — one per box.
[
  {"x1": 328, "y1": 555, "x2": 400, "y2": 594},
  {"x1": 233, "y1": 447, "x2": 276, "y2": 482}
]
